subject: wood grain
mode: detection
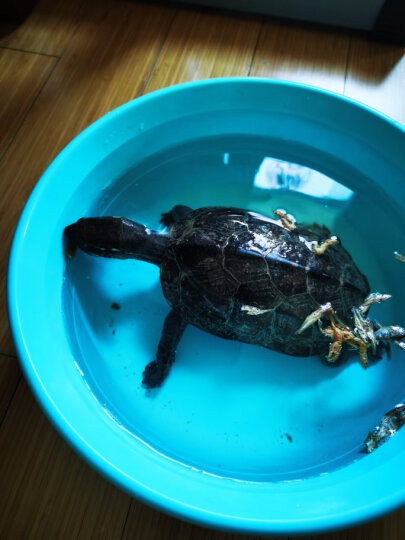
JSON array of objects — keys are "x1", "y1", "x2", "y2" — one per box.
[
  {"x1": 1, "y1": 1, "x2": 404, "y2": 539},
  {"x1": 0, "y1": 0, "x2": 84, "y2": 56},
  {"x1": 344, "y1": 37, "x2": 405, "y2": 124},
  {"x1": 0, "y1": 380, "x2": 131, "y2": 539},
  {"x1": 249, "y1": 21, "x2": 349, "y2": 93},
  {"x1": 0, "y1": 0, "x2": 175, "y2": 355},
  {"x1": 0, "y1": 48, "x2": 56, "y2": 158},
  {"x1": 121, "y1": 501, "x2": 405, "y2": 540},
  {"x1": 144, "y1": 8, "x2": 261, "y2": 92},
  {"x1": 0, "y1": 354, "x2": 21, "y2": 424},
  {"x1": 305, "y1": 508, "x2": 405, "y2": 540},
  {"x1": 122, "y1": 499, "x2": 277, "y2": 540}
]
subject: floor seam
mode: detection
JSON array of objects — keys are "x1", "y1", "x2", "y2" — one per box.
[
  {"x1": 0, "y1": 352, "x2": 18, "y2": 360},
  {"x1": 342, "y1": 36, "x2": 352, "y2": 95},
  {"x1": 0, "y1": 53, "x2": 61, "y2": 162},
  {"x1": 119, "y1": 499, "x2": 134, "y2": 540},
  {"x1": 0, "y1": 45, "x2": 59, "y2": 58},
  {"x1": 0, "y1": 377, "x2": 22, "y2": 428},
  {"x1": 0, "y1": 1, "x2": 83, "y2": 163},
  {"x1": 247, "y1": 16, "x2": 264, "y2": 76},
  {"x1": 139, "y1": 7, "x2": 179, "y2": 96}
]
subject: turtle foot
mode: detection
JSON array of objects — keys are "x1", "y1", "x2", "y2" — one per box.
[{"x1": 142, "y1": 360, "x2": 168, "y2": 389}]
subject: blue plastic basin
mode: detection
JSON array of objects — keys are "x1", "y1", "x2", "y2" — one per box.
[{"x1": 8, "y1": 79, "x2": 405, "y2": 535}]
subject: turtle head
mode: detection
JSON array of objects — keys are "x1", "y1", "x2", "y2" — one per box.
[
  {"x1": 64, "y1": 216, "x2": 167, "y2": 264},
  {"x1": 64, "y1": 217, "x2": 129, "y2": 258}
]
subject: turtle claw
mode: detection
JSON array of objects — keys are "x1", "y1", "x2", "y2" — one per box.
[{"x1": 142, "y1": 360, "x2": 168, "y2": 389}]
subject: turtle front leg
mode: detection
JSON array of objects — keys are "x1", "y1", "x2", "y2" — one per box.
[
  {"x1": 160, "y1": 205, "x2": 193, "y2": 227},
  {"x1": 142, "y1": 310, "x2": 187, "y2": 389}
]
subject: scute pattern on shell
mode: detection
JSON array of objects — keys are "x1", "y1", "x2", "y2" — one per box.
[{"x1": 160, "y1": 207, "x2": 370, "y2": 357}]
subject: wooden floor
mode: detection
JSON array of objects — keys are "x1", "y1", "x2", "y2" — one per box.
[{"x1": 0, "y1": 0, "x2": 404, "y2": 538}]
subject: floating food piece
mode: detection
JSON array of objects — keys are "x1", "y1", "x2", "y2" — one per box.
[
  {"x1": 296, "y1": 303, "x2": 332, "y2": 335},
  {"x1": 394, "y1": 251, "x2": 405, "y2": 263},
  {"x1": 352, "y1": 307, "x2": 377, "y2": 354},
  {"x1": 359, "y1": 292, "x2": 391, "y2": 315},
  {"x1": 299, "y1": 294, "x2": 404, "y2": 368},
  {"x1": 273, "y1": 208, "x2": 296, "y2": 231},
  {"x1": 241, "y1": 305, "x2": 273, "y2": 316},
  {"x1": 375, "y1": 324, "x2": 405, "y2": 341},
  {"x1": 364, "y1": 404, "x2": 405, "y2": 453},
  {"x1": 375, "y1": 324, "x2": 405, "y2": 351},
  {"x1": 312, "y1": 236, "x2": 338, "y2": 255}
]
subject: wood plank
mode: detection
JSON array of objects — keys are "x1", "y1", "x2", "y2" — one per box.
[
  {"x1": 304, "y1": 507, "x2": 405, "y2": 540},
  {"x1": 0, "y1": 0, "x2": 175, "y2": 355},
  {"x1": 0, "y1": 0, "x2": 84, "y2": 56},
  {"x1": 0, "y1": 21, "x2": 20, "y2": 41},
  {"x1": 344, "y1": 37, "x2": 405, "y2": 125},
  {"x1": 122, "y1": 498, "x2": 275, "y2": 540},
  {"x1": 0, "y1": 380, "x2": 131, "y2": 539},
  {"x1": 121, "y1": 494, "x2": 405, "y2": 539},
  {"x1": 0, "y1": 48, "x2": 56, "y2": 159},
  {"x1": 0, "y1": 354, "x2": 21, "y2": 424},
  {"x1": 144, "y1": 8, "x2": 261, "y2": 93},
  {"x1": 249, "y1": 21, "x2": 350, "y2": 93}
]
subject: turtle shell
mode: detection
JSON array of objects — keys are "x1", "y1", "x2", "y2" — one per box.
[{"x1": 160, "y1": 207, "x2": 370, "y2": 356}]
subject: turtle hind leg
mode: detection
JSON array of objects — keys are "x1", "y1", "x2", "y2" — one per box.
[
  {"x1": 142, "y1": 310, "x2": 187, "y2": 389},
  {"x1": 160, "y1": 205, "x2": 193, "y2": 227}
]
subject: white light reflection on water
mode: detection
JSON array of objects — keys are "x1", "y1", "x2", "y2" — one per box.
[{"x1": 254, "y1": 157, "x2": 354, "y2": 201}]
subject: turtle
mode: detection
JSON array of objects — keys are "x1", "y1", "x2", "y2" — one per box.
[{"x1": 64, "y1": 205, "x2": 370, "y2": 388}]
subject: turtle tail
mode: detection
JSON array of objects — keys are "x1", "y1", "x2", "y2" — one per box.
[{"x1": 64, "y1": 217, "x2": 168, "y2": 265}]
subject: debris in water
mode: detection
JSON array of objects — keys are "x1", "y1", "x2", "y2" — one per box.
[
  {"x1": 394, "y1": 251, "x2": 405, "y2": 263},
  {"x1": 364, "y1": 404, "x2": 405, "y2": 453}
]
